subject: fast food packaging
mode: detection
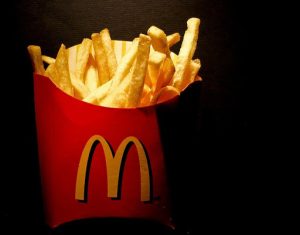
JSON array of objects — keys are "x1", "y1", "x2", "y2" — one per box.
[{"x1": 34, "y1": 40, "x2": 201, "y2": 230}]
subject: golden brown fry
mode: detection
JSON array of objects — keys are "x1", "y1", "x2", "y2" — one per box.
[
  {"x1": 126, "y1": 34, "x2": 151, "y2": 107},
  {"x1": 42, "y1": 55, "x2": 55, "y2": 64},
  {"x1": 99, "y1": 29, "x2": 118, "y2": 78},
  {"x1": 170, "y1": 52, "x2": 178, "y2": 64},
  {"x1": 151, "y1": 86, "x2": 179, "y2": 104},
  {"x1": 170, "y1": 52, "x2": 201, "y2": 90},
  {"x1": 92, "y1": 33, "x2": 110, "y2": 85},
  {"x1": 83, "y1": 78, "x2": 112, "y2": 105},
  {"x1": 70, "y1": 72, "x2": 90, "y2": 99},
  {"x1": 167, "y1": 33, "x2": 181, "y2": 48},
  {"x1": 147, "y1": 26, "x2": 170, "y2": 55},
  {"x1": 55, "y1": 44, "x2": 74, "y2": 96},
  {"x1": 183, "y1": 59, "x2": 201, "y2": 89},
  {"x1": 171, "y1": 18, "x2": 200, "y2": 91},
  {"x1": 45, "y1": 63, "x2": 59, "y2": 86},
  {"x1": 139, "y1": 84, "x2": 153, "y2": 107},
  {"x1": 147, "y1": 49, "x2": 166, "y2": 88},
  {"x1": 84, "y1": 53, "x2": 99, "y2": 92},
  {"x1": 75, "y1": 38, "x2": 92, "y2": 82},
  {"x1": 155, "y1": 57, "x2": 175, "y2": 93},
  {"x1": 27, "y1": 45, "x2": 45, "y2": 75}
]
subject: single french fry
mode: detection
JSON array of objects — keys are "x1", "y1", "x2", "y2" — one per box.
[
  {"x1": 100, "y1": 28, "x2": 118, "y2": 78},
  {"x1": 70, "y1": 72, "x2": 90, "y2": 99},
  {"x1": 125, "y1": 34, "x2": 151, "y2": 107},
  {"x1": 139, "y1": 84, "x2": 153, "y2": 107},
  {"x1": 68, "y1": 45, "x2": 77, "y2": 73},
  {"x1": 167, "y1": 33, "x2": 180, "y2": 48},
  {"x1": 84, "y1": 53, "x2": 99, "y2": 92},
  {"x1": 152, "y1": 85, "x2": 179, "y2": 104},
  {"x1": 171, "y1": 18, "x2": 200, "y2": 91},
  {"x1": 170, "y1": 52, "x2": 201, "y2": 90},
  {"x1": 75, "y1": 38, "x2": 92, "y2": 82},
  {"x1": 170, "y1": 52, "x2": 178, "y2": 65},
  {"x1": 147, "y1": 49, "x2": 166, "y2": 88},
  {"x1": 42, "y1": 55, "x2": 55, "y2": 64},
  {"x1": 45, "y1": 63, "x2": 59, "y2": 86},
  {"x1": 147, "y1": 26, "x2": 170, "y2": 56},
  {"x1": 27, "y1": 45, "x2": 45, "y2": 75},
  {"x1": 55, "y1": 44, "x2": 74, "y2": 96},
  {"x1": 92, "y1": 33, "x2": 110, "y2": 85},
  {"x1": 183, "y1": 59, "x2": 201, "y2": 89}
]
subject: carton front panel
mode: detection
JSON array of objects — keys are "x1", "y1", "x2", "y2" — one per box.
[{"x1": 34, "y1": 74, "x2": 172, "y2": 228}]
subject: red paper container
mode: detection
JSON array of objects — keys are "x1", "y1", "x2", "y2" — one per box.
[{"x1": 34, "y1": 73, "x2": 176, "y2": 229}]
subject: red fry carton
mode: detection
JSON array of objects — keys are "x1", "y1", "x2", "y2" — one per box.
[{"x1": 33, "y1": 40, "x2": 200, "y2": 230}]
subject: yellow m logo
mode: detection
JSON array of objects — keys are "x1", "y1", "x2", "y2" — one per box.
[{"x1": 75, "y1": 135, "x2": 151, "y2": 202}]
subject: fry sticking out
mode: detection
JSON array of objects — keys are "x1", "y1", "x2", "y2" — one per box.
[
  {"x1": 75, "y1": 38, "x2": 92, "y2": 82},
  {"x1": 42, "y1": 55, "x2": 55, "y2": 65},
  {"x1": 171, "y1": 18, "x2": 200, "y2": 91},
  {"x1": 27, "y1": 45, "x2": 45, "y2": 75},
  {"x1": 147, "y1": 26, "x2": 175, "y2": 93},
  {"x1": 167, "y1": 33, "x2": 181, "y2": 48},
  {"x1": 55, "y1": 44, "x2": 74, "y2": 96}
]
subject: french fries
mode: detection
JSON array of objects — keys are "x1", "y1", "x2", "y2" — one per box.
[
  {"x1": 171, "y1": 18, "x2": 200, "y2": 91},
  {"x1": 28, "y1": 18, "x2": 201, "y2": 108},
  {"x1": 27, "y1": 45, "x2": 45, "y2": 75}
]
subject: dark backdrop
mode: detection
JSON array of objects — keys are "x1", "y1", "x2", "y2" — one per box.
[{"x1": 2, "y1": 0, "x2": 260, "y2": 234}]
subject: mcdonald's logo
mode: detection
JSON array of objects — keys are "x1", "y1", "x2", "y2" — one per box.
[{"x1": 75, "y1": 135, "x2": 151, "y2": 202}]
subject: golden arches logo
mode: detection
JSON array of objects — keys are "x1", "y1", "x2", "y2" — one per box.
[{"x1": 75, "y1": 135, "x2": 151, "y2": 202}]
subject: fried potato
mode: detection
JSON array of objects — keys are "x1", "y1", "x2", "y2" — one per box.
[
  {"x1": 27, "y1": 45, "x2": 45, "y2": 75},
  {"x1": 84, "y1": 52, "x2": 99, "y2": 92},
  {"x1": 152, "y1": 86, "x2": 179, "y2": 104},
  {"x1": 75, "y1": 38, "x2": 92, "y2": 82},
  {"x1": 126, "y1": 34, "x2": 151, "y2": 107},
  {"x1": 29, "y1": 18, "x2": 201, "y2": 107},
  {"x1": 45, "y1": 63, "x2": 59, "y2": 86},
  {"x1": 139, "y1": 84, "x2": 153, "y2": 106},
  {"x1": 171, "y1": 18, "x2": 200, "y2": 91},
  {"x1": 92, "y1": 29, "x2": 118, "y2": 85},
  {"x1": 147, "y1": 26, "x2": 175, "y2": 93},
  {"x1": 170, "y1": 52, "x2": 201, "y2": 90},
  {"x1": 183, "y1": 59, "x2": 201, "y2": 89},
  {"x1": 167, "y1": 33, "x2": 180, "y2": 48},
  {"x1": 55, "y1": 44, "x2": 74, "y2": 96},
  {"x1": 100, "y1": 34, "x2": 151, "y2": 108},
  {"x1": 84, "y1": 38, "x2": 139, "y2": 105},
  {"x1": 99, "y1": 29, "x2": 118, "y2": 78},
  {"x1": 42, "y1": 55, "x2": 55, "y2": 65},
  {"x1": 147, "y1": 26, "x2": 170, "y2": 55},
  {"x1": 92, "y1": 33, "x2": 110, "y2": 85},
  {"x1": 147, "y1": 49, "x2": 166, "y2": 88},
  {"x1": 70, "y1": 72, "x2": 90, "y2": 99}
]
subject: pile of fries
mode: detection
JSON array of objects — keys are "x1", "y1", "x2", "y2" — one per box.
[{"x1": 28, "y1": 18, "x2": 201, "y2": 108}]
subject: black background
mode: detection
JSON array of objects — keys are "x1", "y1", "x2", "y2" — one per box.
[{"x1": 2, "y1": 0, "x2": 265, "y2": 234}]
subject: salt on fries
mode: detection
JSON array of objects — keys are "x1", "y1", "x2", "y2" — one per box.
[{"x1": 28, "y1": 17, "x2": 201, "y2": 108}]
